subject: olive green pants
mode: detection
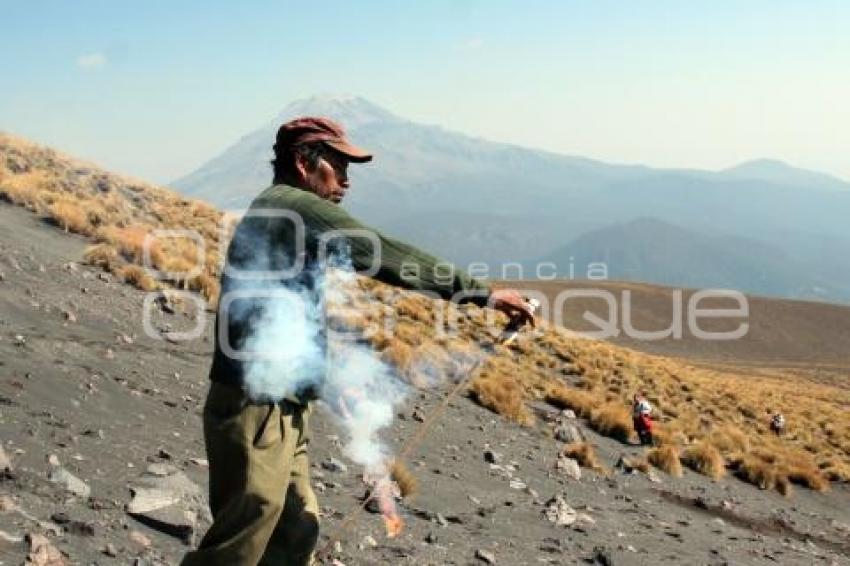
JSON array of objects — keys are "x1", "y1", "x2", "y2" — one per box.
[{"x1": 182, "y1": 382, "x2": 319, "y2": 566}]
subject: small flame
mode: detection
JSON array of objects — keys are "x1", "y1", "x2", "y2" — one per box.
[
  {"x1": 383, "y1": 511, "x2": 404, "y2": 538},
  {"x1": 371, "y1": 475, "x2": 404, "y2": 538}
]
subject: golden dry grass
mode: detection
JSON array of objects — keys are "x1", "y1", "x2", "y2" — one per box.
[
  {"x1": 648, "y1": 446, "x2": 684, "y2": 477},
  {"x1": 118, "y1": 264, "x2": 157, "y2": 292},
  {"x1": 0, "y1": 133, "x2": 224, "y2": 306},
  {"x1": 707, "y1": 425, "x2": 751, "y2": 457},
  {"x1": 544, "y1": 384, "x2": 597, "y2": 418},
  {"x1": 2, "y1": 132, "x2": 848, "y2": 494},
  {"x1": 589, "y1": 402, "x2": 633, "y2": 444},
  {"x1": 390, "y1": 460, "x2": 418, "y2": 500},
  {"x1": 734, "y1": 455, "x2": 783, "y2": 493},
  {"x1": 83, "y1": 244, "x2": 119, "y2": 270},
  {"x1": 562, "y1": 441, "x2": 606, "y2": 474},
  {"x1": 48, "y1": 199, "x2": 92, "y2": 234},
  {"x1": 620, "y1": 455, "x2": 651, "y2": 475},
  {"x1": 681, "y1": 442, "x2": 726, "y2": 480},
  {"x1": 469, "y1": 370, "x2": 534, "y2": 426}
]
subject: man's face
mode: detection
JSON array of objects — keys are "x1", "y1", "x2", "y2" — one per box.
[{"x1": 303, "y1": 150, "x2": 350, "y2": 204}]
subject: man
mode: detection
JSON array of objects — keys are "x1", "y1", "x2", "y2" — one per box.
[
  {"x1": 182, "y1": 117, "x2": 534, "y2": 565},
  {"x1": 770, "y1": 412, "x2": 786, "y2": 436},
  {"x1": 632, "y1": 391, "x2": 653, "y2": 446}
]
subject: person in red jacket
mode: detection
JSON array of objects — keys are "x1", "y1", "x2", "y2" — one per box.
[{"x1": 632, "y1": 392, "x2": 654, "y2": 446}]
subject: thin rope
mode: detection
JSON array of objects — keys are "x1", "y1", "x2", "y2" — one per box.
[{"x1": 316, "y1": 331, "x2": 520, "y2": 559}]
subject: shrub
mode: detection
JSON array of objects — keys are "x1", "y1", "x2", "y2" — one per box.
[
  {"x1": 563, "y1": 441, "x2": 606, "y2": 473},
  {"x1": 394, "y1": 295, "x2": 433, "y2": 323},
  {"x1": 648, "y1": 446, "x2": 683, "y2": 477},
  {"x1": 96, "y1": 225, "x2": 164, "y2": 268},
  {"x1": 408, "y1": 343, "x2": 451, "y2": 387},
  {"x1": 681, "y1": 442, "x2": 726, "y2": 480},
  {"x1": 784, "y1": 464, "x2": 829, "y2": 492},
  {"x1": 734, "y1": 456, "x2": 779, "y2": 492},
  {"x1": 620, "y1": 455, "x2": 651, "y2": 474},
  {"x1": 188, "y1": 273, "x2": 220, "y2": 305},
  {"x1": 48, "y1": 200, "x2": 91, "y2": 234},
  {"x1": 708, "y1": 425, "x2": 750, "y2": 456},
  {"x1": 469, "y1": 371, "x2": 534, "y2": 426},
  {"x1": 390, "y1": 460, "x2": 418, "y2": 500},
  {"x1": 83, "y1": 244, "x2": 119, "y2": 270},
  {"x1": 589, "y1": 402, "x2": 633, "y2": 444},
  {"x1": 381, "y1": 339, "x2": 414, "y2": 376},
  {"x1": 781, "y1": 453, "x2": 830, "y2": 492},
  {"x1": 545, "y1": 384, "x2": 598, "y2": 418},
  {"x1": 118, "y1": 264, "x2": 157, "y2": 292},
  {"x1": 652, "y1": 424, "x2": 687, "y2": 448}
]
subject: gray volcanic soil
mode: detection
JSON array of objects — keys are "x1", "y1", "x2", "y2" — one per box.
[{"x1": 1, "y1": 201, "x2": 849, "y2": 565}]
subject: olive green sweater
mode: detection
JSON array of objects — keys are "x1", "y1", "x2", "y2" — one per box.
[{"x1": 209, "y1": 184, "x2": 491, "y2": 395}]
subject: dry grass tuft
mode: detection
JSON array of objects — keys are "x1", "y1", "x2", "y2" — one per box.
[
  {"x1": 96, "y1": 225, "x2": 165, "y2": 268},
  {"x1": 734, "y1": 456, "x2": 779, "y2": 492},
  {"x1": 589, "y1": 402, "x2": 633, "y2": 444},
  {"x1": 620, "y1": 455, "x2": 651, "y2": 474},
  {"x1": 470, "y1": 371, "x2": 534, "y2": 426},
  {"x1": 48, "y1": 200, "x2": 92, "y2": 234},
  {"x1": 681, "y1": 442, "x2": 726, "y2": 480},
  {"x1": 390, "y1": 460, "x2": 418, "y2": 500},
  {"x1": 83, "y1": 244, "x2": 119, "y2": 270},
  {"x1": 118, "y1": 264, "x2": 157, "y2": 292},
  {"x1": 381, "y1": 339, "x2": 414, "y2": 375},
  {"x1": 784, "y1": 461, "x2": 829, "y2": 492},
  {"x1": 187, "y1": 273, "x2": 220, "y2": 305},
  {"x1": 562, "y1": 441, "x2": 606, "y2": 474},
  {"x1": 545, "y1": 384, "x2": 599, "y2": 418},
  {"x1": 707, "y1": 425, "x2": 750, "y2": 457},
  {"x1": 648, "y1": 445, "x2": 683, "y2": 477}
]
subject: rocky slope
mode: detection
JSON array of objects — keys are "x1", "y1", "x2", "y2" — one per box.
[{"x1": 1, "y1": 204, "x2": 849, "y2": 565}]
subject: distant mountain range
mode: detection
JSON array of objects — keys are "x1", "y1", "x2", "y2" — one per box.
[{"x1": 171, "y1": 95, "x2": 850, "y2": 303}]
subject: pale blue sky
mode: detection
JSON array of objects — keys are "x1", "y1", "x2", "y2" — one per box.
[{"x1": 2, "y1": 0, "x2": 848, "y2": 183}]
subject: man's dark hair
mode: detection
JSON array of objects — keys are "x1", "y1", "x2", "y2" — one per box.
[{"x1": 271, "y1": 142, "x2": 325, "y2": 184}]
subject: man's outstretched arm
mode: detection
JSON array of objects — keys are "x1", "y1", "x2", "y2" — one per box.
[{"x1": 292, "y1": 191, "x2": 533, "y2": 323}]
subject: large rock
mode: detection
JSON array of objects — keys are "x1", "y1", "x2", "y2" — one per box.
[
  {"x1": 543, "y1": 494, "x2": 577, "y2": 526},
  {"x1": 47, "y1": 468, "x2": 90, "y2": 499},
  {"x1": 126, "y1": 466, "x2": 209, "y2": 544},
  {"x1": 321, "y1": 457, "x2": 348, "y2": 473},
  {"x1": 25, "y1": 533, "x2": 67, "y2": 565},
  {"x1": 554, "y1": 423, "x2": 584, "y2": 444},
  {"x1": 555, "y1": 456, "x2": 582, "y2": 481}
]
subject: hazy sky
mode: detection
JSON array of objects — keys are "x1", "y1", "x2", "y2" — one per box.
[{"x1": 2, "y1": 0, "x2": 848, "y2": 184}]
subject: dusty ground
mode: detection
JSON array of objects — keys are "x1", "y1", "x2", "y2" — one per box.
[{"x1": 1, "y1": 202, "x2": 849, "y2": 565}]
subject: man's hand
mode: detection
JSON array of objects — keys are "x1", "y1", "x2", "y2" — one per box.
[{"x1": 489, "y1": 288, "x2": 536, "y2": 328}]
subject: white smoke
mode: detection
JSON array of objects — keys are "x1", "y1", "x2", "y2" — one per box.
[{"x1": 226, "y1": 233, "x2": 407, "y2": 475}]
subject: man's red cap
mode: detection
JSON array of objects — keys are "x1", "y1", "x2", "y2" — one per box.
[{"x1": 275, "y1": 116, "x2": 372, "y2": 163}]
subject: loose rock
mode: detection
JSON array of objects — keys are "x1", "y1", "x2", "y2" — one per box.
[
  {"x1": 321, "y1": 457, "x2": 348, "y2": 473},
  {"x1": 555, "y1": 456, "x2": 582, "y2": 481},
  {"x1": 543, "y1": 494, "x2": 577, "y2": 527},
  {"x1": 48, "y1": 467, "x2": 91, "y2": 498},
  {"x1": 129, "y1": 530, "x2": 152, "y2": 548},
  {"x1": 554, "y1": 423, "x2": 583, "y2": 444},
  {"x1": 26, "y1": 533, "x2": 66, "y2": 565}
]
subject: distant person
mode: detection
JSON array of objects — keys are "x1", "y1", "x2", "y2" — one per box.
[
  {"x1": 181, "y1": 117, "x2": 534, "y2": 565},
  {"x1": 632, "y1": 392, "x2": 654, "y2": 446},
  {"x1": 770, "y1": 412, "x2": 786, "y2": 436}
]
